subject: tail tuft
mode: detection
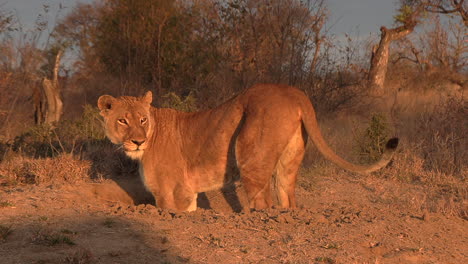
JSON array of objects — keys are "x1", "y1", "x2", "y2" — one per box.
[{"x1": 386, "y1": 137, "x2": 399, "y2": 150}]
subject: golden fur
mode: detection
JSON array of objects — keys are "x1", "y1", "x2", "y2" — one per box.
[{"x1": 98, "y1": 84, "x2": 398, "y2": 211}]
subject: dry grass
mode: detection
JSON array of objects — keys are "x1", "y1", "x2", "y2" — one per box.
[
  {"x1": 0, "y1": 225, "x2": 13, "y2": 241},
  {"x1": 64, "y1": 248, "x2": 94, "y2": 264},
  {"x1": 0, "y1": 154, "x2": 91, "y2": 186},
  {"x1": 376, "y1": 147, "x2": 467, "y2": 218},
  {"x1": 385, "y1": 92, "x2": 466, "y2": 218},
  {"x1": 31, "y1": 226, "x2": 76, "y2": 246},
  {"x1": 301, "y1": 91, "x2": 467, "y2": 219},
  {"x1": 0, "y1": 137, "x2": 138, "y2": 188}
]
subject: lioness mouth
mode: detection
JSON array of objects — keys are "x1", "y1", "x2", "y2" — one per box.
[{"x1": 125, "y1": 149, "x2": 145, "y2": 160}]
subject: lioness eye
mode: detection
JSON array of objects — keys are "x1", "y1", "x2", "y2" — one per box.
[
  {"x1": 117, "y1": 119, "x2": 127, "y2": 125},
  {"x1": 141, "y1": 117, "x2": 147, "y2": 124}
]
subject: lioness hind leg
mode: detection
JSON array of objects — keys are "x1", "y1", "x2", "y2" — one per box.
[
  {"x1": 275, "y1": 152, "x2": 304, "y2": 208},
  {"x1": 237, "y1": 141, "x2": 289, "y2": 209},
  {"x1": 235, "y1": 132, "x2": 277, "y2": 209},
  {"x1": 275, "y1": 125, "x2": 306, "y2": 208},
  {"x1": 241, "y1": 176, "x2": 273, "y2": 209},
  {"x1": 235, "y1": 107, "x2": 300, "y2": 210},
  {"x1": 236, "y1": 134, "x2": 280, "y2": 210}
]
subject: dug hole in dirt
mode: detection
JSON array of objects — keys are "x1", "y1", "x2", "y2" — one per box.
[{"x1": 0, "y1": 164, "x2": 466, "y2": 264}]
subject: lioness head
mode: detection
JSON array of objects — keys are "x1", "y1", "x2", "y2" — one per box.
[{"x1": 97, "y1": 91, "x2": 153, "y2": 160}]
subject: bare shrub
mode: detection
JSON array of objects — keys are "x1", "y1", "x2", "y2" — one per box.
[
  {"x1": 414, "y1": 96, "x2": 466, "y2": 177},
  {"x1": 0, "y1": 70, "x2": 39, "y2": 140}
]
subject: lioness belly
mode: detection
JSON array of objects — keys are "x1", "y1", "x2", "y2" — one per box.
[
  {"x1": 191, "y1": 163, "x2": 239, "y2": 193},
  {"x1": 187, "y1": 147, "x2": 239, "y2": 193}
]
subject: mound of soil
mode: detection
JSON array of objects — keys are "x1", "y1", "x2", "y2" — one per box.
[{"x1": 0, "y1": 171, "x2": 466, "y2": 263}]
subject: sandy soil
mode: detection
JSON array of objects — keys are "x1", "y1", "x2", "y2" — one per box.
[{"x1": 0, "y1": 170, "x2": 466, "y2": 264}]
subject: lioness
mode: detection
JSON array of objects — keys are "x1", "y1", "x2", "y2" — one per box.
[{"x1": 98, "y1": 84, "x2": 398, "y2": 211}]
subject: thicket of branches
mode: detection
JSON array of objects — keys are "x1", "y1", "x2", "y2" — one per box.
[
  {"x1": 52, "y1": 0, "x2": 336, "y2": 106},
  {"x1": 0, "y1": 1, "x2": 464, "y2": 111},
  {"x1": 0, "y1": 0, "x2": 465, "y2": 136}
]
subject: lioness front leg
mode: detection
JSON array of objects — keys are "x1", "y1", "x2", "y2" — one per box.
[
  {"x1": 153, "y1": 195, "x2": 177, "y2": 210},
  {"x1": 143, "y1": 182, "x2": 179, "y2": 210},
  {"x1": 173, "y1": 185, "x2": 198, "y2": 211},
  {"x1": 153, "y1": 186, "x2": 197, "y2": 211}
]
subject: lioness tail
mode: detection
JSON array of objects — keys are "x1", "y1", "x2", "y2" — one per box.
[{"x1": 300, "y1": 98, "x2": 398, "y2": 174}]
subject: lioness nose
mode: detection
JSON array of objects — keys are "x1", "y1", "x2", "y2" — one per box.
[{"x1": 131, "y1": 139, "x2": 145, "y2": 146}]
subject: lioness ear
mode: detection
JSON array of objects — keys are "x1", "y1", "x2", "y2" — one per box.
[
  {"x1": 97, "y1": 95, "x2": 116, "y2": 115},
  {"x1": 141, "y1": 91, "x2": 152, "y2": 105}
]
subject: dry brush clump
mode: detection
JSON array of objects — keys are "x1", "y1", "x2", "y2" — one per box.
[
  {"x1": 9, "y1": 104, "x2": 106, "y2": 158},
  {"x1": 0, "y1": 106, "x2": 106, "y2": 185},
  {"x1": 0, "y1": 138, "x2": 138, "y2": 188},
  {"x1": 0, "y1": 154, "x2": 91, "y2": 186}
]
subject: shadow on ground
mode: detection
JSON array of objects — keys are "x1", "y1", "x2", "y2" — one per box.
[{"x1": 0, "y1": 215, "x2": 188, "y2": 264}]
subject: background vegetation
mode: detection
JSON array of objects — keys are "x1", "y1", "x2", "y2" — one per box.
[{"x1": 0, "y1": 0, "x2": 466, "y2": 217}]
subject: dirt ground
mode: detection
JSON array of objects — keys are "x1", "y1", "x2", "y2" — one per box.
[{"x1": 0, "y1": 169, "x2": 466, "y2": 264}]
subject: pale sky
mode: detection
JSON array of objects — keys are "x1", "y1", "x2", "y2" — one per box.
[
  {"x1": 3, "y1": 0, "x2": 91, "y2": 34},
  {"x1": 3, "y1": 0, "x2": 397, "y2": 37},
  {"x1": 328, "y1": 0, "x2": 396, "y2": 36}
]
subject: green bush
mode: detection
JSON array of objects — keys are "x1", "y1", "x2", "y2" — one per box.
[
  {"x1": 160, "y1": 92, "x2": 198, "y2": 112},
  {"x1": 354, "y1": 113, "x2": 391, "y2": 164},
  {"x1": 56, "y1": 104, "x2": 106, "y2": 142}
]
